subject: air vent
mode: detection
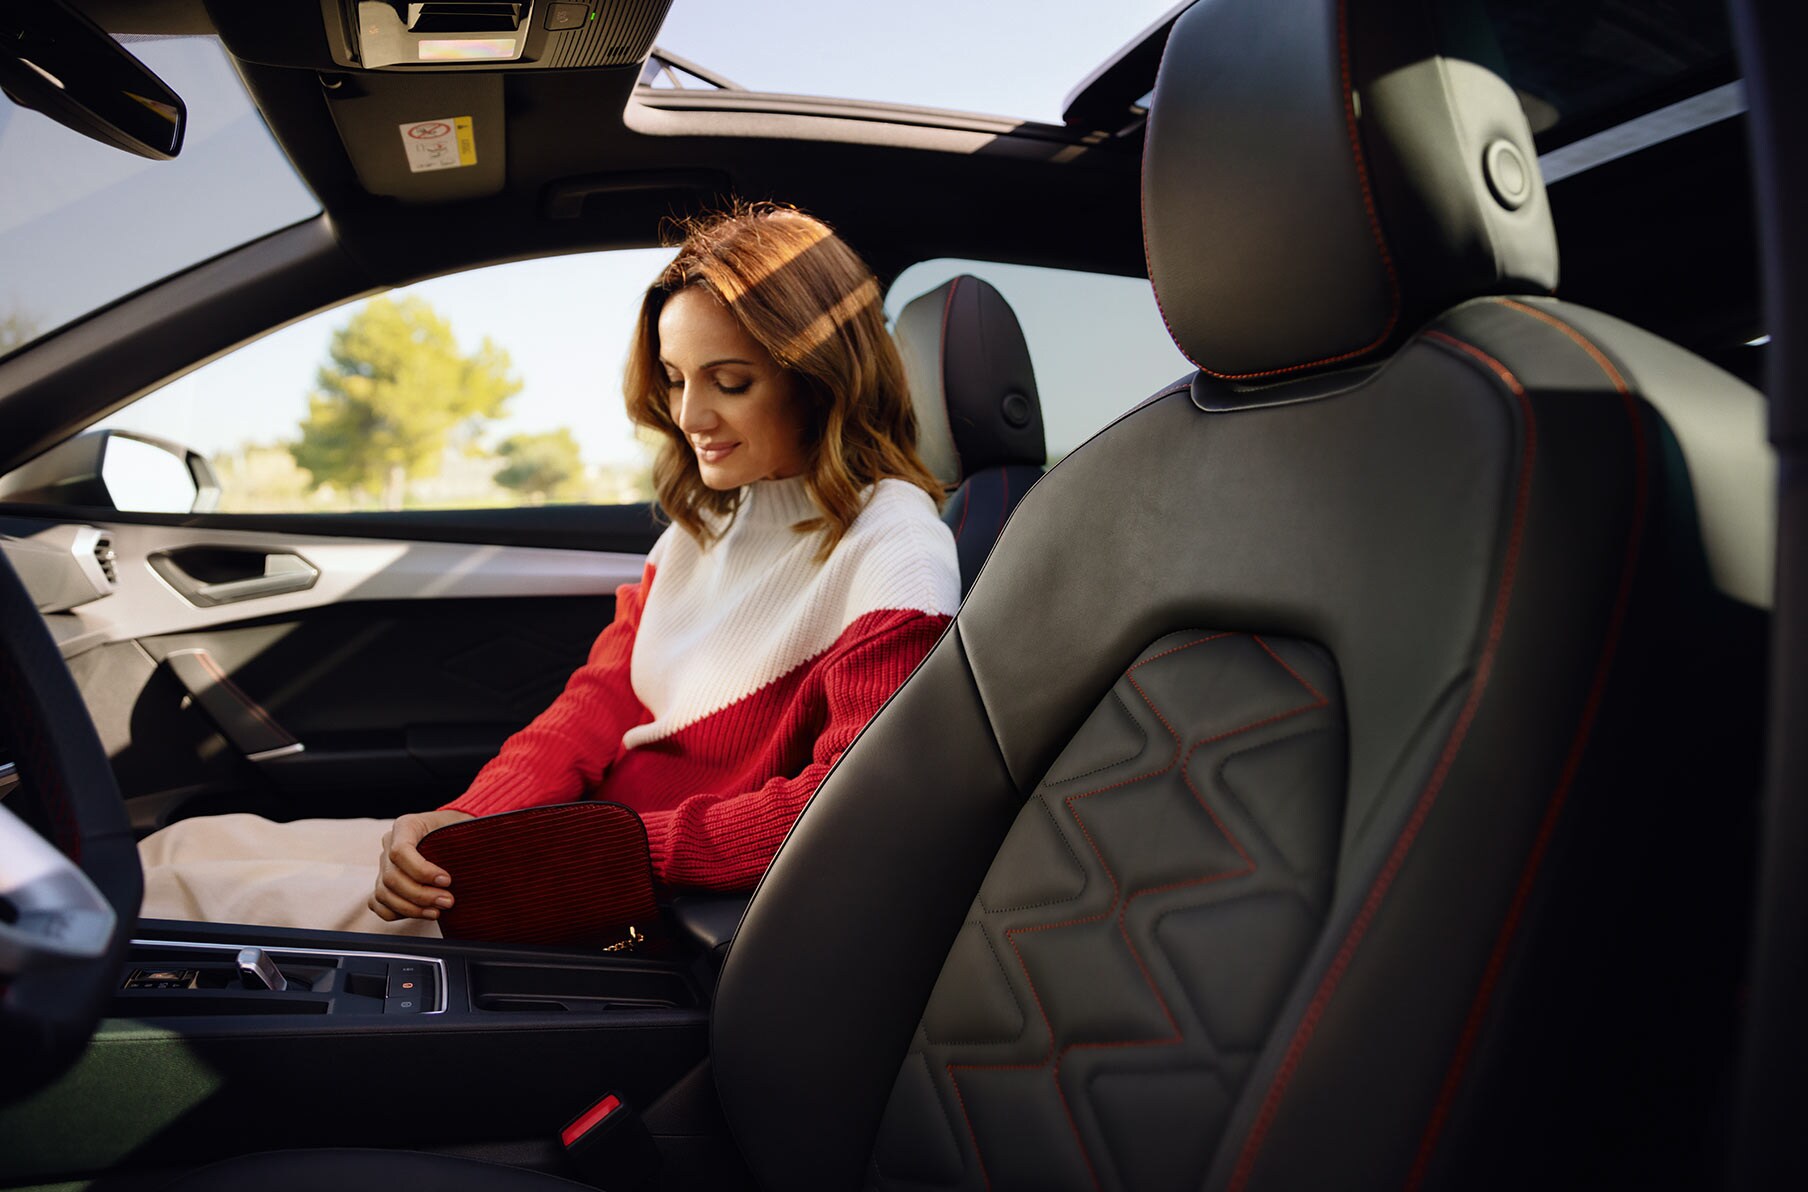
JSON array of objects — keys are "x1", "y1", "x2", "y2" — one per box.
[
  {"x1": 93, "y1": 532, "x2": 117, "y2": 583},
  {"x1": 407, "y1": 1, "x2": 524, "y2": 32}
]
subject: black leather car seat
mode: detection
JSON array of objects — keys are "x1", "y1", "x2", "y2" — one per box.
[
  {"x1": 893, "y1": 275, "x2": 1047, "y2": 593},
  {"x1": 161, "y1": 0, "x2": 1772, "y2": 1188},
  {"x1": 715, "y1": 1, "x2": 1771, "y2": 1189}
]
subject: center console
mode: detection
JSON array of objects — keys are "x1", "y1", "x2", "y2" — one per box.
[{"x1": 0, "y1": 917, "x2": 720, "y2": 1186}]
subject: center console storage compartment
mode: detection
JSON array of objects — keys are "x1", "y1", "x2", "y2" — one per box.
[{"x1": 469, "y1": 958, "x2": 694, "y2": 1013}]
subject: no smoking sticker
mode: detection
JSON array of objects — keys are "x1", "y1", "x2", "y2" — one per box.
[{"x1": 399, "y1": 116, "x2": 476, "y2": 173}]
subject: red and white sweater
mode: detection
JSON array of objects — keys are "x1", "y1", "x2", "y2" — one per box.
[{"x1": 444, "y1": 476, "x2": 959, "y2": 890}]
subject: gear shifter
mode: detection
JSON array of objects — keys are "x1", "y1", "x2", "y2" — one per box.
[{"x1": 236, "y1": 947, "x2": 288, "y2": 992}]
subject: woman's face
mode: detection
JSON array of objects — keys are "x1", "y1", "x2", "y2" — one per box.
[{"x1": 658, "y1": 286, "x2": 808, "y2": 491}]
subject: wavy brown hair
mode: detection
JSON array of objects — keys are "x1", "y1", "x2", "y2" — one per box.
[{"x1": 624, "y1": 203, "x2": 942, "y2": 558}]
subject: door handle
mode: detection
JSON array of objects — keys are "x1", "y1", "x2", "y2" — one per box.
[{"x1": 148, "y1": 547, "x2": 318, "y2": 607}]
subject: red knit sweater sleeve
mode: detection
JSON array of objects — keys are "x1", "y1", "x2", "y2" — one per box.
[
  {"x1": 640, "y1": 610, "x2": 947, "y2": 890},
  {"x1": 442, "y1": 564, "x2": 654, "y2": 817}
]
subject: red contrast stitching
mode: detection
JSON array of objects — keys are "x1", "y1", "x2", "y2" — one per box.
[
  {"x1": 1226, "y1": 331, "x2": 1537, "y2": 1192},
  {"x1": 1493, "y1": 299, "x2": 1635, "y2": 392},
  {"x1": 1182, "y1": 0, "x2": 1402, "y2": 382},
  {"x1": 1401, "y1": 302, "x2": 1650, "y2": 1189},
  {"x1": 948, "y1": 633, "x2": 1327, "y2": 1189}
]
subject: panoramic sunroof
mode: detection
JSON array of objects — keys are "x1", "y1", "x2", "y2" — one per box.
[
  {"x1": 1479, "y1": 0, "x2": 1737, "y2": 148},
  {"x1": 649, "y1": 0, "x2": 1186, "y2": 123}
]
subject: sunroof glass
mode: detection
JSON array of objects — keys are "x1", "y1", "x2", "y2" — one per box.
[{"x1": 1478, "y1": 0, "x2": 1736, "y2": 148}]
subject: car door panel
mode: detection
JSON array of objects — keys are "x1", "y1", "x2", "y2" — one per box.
[{"x1": 1, "y1": 506, "x2": 661, "y2": 826}]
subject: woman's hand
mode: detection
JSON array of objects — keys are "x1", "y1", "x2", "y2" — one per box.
[{"x1": 369, "y1": 808, "x2": 475, "y2": 921}]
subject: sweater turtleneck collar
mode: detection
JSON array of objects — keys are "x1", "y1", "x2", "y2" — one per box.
[{"x1": 736, "y1": 474, "x2": 818, "y2": 528}]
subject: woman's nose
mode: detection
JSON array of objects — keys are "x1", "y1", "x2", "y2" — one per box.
[{"x1": 674, "y1": 384, "x2": 717, "y2": 433}]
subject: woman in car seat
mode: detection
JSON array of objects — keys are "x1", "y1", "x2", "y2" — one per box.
[{"x1": 137, "y1": 203, "x2": 961, "y2": 935}]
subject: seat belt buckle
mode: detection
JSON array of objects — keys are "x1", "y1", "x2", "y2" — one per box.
[{"x1": 561, "y1": 1091, "x2": 661, "y2": 1189}]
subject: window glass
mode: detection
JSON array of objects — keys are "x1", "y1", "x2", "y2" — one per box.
[
  {"x1": 886, "y1": 260, "x2": 1191, "y2": 465},
  {"x1": 96, "y1": 249, "x2": 675, "y2": 512},
  {"x1": 0, "y1": 36, "x2": 321, "y2": 360}
]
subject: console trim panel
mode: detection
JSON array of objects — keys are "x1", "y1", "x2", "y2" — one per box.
[{"x1": 131, "y1": 937, "x2": 449, "y2": 1013}]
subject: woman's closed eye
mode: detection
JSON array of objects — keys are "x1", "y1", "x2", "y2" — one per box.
[{"x1": 663, "y1": 372, "x2": 749, "y2": 395}]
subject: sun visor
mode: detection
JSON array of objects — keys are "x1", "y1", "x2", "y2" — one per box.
[
  {"x1": 324, "y1": 70, "x2": 505, "y2": 200},
  {"x1": 319, "y1": 0, "x2": 674, "y2": 72}
]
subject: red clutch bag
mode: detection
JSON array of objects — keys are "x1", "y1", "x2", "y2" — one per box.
[{"x1": 416, "y1": 802, "x2": 659, "y2": 949}]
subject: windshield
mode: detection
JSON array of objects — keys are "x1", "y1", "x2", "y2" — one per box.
[{"x1": 0, "y1": 36, "x2": 321, "y2": 360}]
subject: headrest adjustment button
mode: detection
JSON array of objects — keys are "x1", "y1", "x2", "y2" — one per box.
[
  {"x1": 1484, "y1": 139, "x2": 1532, "y2": 211},
  {"x1": 1001, "y1": 392, "x2": 1032, "y2": 429}
]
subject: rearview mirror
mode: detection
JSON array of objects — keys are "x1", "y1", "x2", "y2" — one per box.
[{"x1": 0, "y1": 0, "x2": 186, "y2": 160}]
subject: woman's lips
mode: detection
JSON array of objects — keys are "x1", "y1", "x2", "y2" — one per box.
[{"x1": 695, "y1": 442, "x2": 739, "y2": 463}]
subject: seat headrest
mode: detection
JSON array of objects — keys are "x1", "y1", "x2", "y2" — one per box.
[
  {"x1": 1143, "y1": 0, "x2": 1559, "y2": 379},
  {"x1": 893, "y1": 275, "x2": 1046, "y2": 487}
]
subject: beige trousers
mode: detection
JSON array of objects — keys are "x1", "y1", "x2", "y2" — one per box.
[{"x1": 138, "y1": 813, "x2": 441, "y2": 937}]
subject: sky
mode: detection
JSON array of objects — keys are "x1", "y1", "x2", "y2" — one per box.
[{"x1": 11, "y1": 2, "x2": 1192, "y2": 474}]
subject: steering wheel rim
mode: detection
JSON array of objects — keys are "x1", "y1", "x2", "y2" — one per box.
[{"x1": 0, "y1": 543, "x2": 141, "y2": 1103}]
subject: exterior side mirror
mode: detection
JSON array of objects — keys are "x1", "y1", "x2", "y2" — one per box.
[{"x1": 0, "y1": 430, "x2": 219, "y2": 514}]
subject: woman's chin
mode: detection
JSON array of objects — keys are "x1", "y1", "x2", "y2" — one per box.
[{"x1": 697, "y1": 465, "x2": 745, "y2": 491}]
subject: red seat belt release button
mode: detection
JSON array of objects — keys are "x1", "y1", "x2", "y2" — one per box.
[{"x1": 561, "y1": 1091, "x2": 660, "y2": 1188}]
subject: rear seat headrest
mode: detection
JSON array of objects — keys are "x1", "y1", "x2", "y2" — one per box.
[
  {"x1": 1143, "y1": 0, "x2": 1559, "y2": 380},
  {"x1": 894, "y1": 275, "x2": 1046, "y2": 487}
]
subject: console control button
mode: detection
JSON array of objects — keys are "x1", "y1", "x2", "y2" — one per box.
[
  {"x1": 387, "y1": 962, "x2": 430, "y2": 998},
  {"x1": 124, "y1": 968, "x2": 199, "y2": 990},
  {"x1": 385, "y1": 992, "x2": 425, "y2": 1014}
]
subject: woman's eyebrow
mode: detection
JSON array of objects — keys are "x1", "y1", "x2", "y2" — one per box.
[{"x1": 660, "y1": 357, "x2": 755, "y2": 371}]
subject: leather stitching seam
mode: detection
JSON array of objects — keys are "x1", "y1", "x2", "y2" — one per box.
[
  {"x1": 922, "y1": 919, "x2": 1033, "y2": 1048},
  {"x1": 1187, "y1": 0, "x2": 1403, "y2": 382},
  {"x1": 1227, "y1": 331, "x2": 1538, "y2": 1191},
  {"x1": 949, "y1": 632, "x2": 1328, "y2": 1191},
  {"x1": 1043, "y1": 689, "x2": 1151, "y2": 787},
  {"x1": 1208, "y1": 725, "x2": 1339, "y2": 885},
  {"x1": 976, "y1": 797, "x2": 1089, "y2": 916},
  {"x1": 1402, "y1": 301, "x2": 1649, "y2": 1190}
]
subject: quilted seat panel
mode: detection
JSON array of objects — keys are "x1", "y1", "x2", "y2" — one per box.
[{"x1": 869, "y1": 631, "x2": 1347, "y2": 1192}]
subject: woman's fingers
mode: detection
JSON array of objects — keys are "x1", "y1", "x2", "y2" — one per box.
[
  {"x1": 382, "y1": 865, "x2": 453, "y2": 911},
  {"x1": 387, "y1": 813, "x2": 453, "y2": 888},
  {"x1": 370, "y1": 810, "x2": 473, "y2": 924},
  {"x1": 370, "y1": 880, "x2": 438, "y2": 920}
]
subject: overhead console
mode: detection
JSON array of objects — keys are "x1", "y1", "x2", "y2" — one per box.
[
  {"x1": 318, "y1": 0, "x2": 674, "y2": 72},
  {"x1": 203, "y1": 0, "x2": 679, "y2": 203}
]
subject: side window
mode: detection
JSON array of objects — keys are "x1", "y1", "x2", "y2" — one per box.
[
  {"x1": 885, "y1": 259, "x2": 1191, "y2": 464},
  {"x1": 94, "y1": 248, "x2": 676, "y2": 512}
]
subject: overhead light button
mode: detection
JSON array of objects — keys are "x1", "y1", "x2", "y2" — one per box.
[{"x1": 545, "y1": 3, "x2": 589, "y2": 31}]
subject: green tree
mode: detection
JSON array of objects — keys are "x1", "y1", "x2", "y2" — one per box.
[
  {"x1": 494, "y1": 429, "x2": 585, "y2": 504},
  {"x1": 291, "y1": 296, "x2": 521, "y2": 509}
]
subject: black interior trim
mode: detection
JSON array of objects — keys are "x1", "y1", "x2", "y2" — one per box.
[{"x1": 1728, "y1": 0, "x2": 1808, "y2": 1186}]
